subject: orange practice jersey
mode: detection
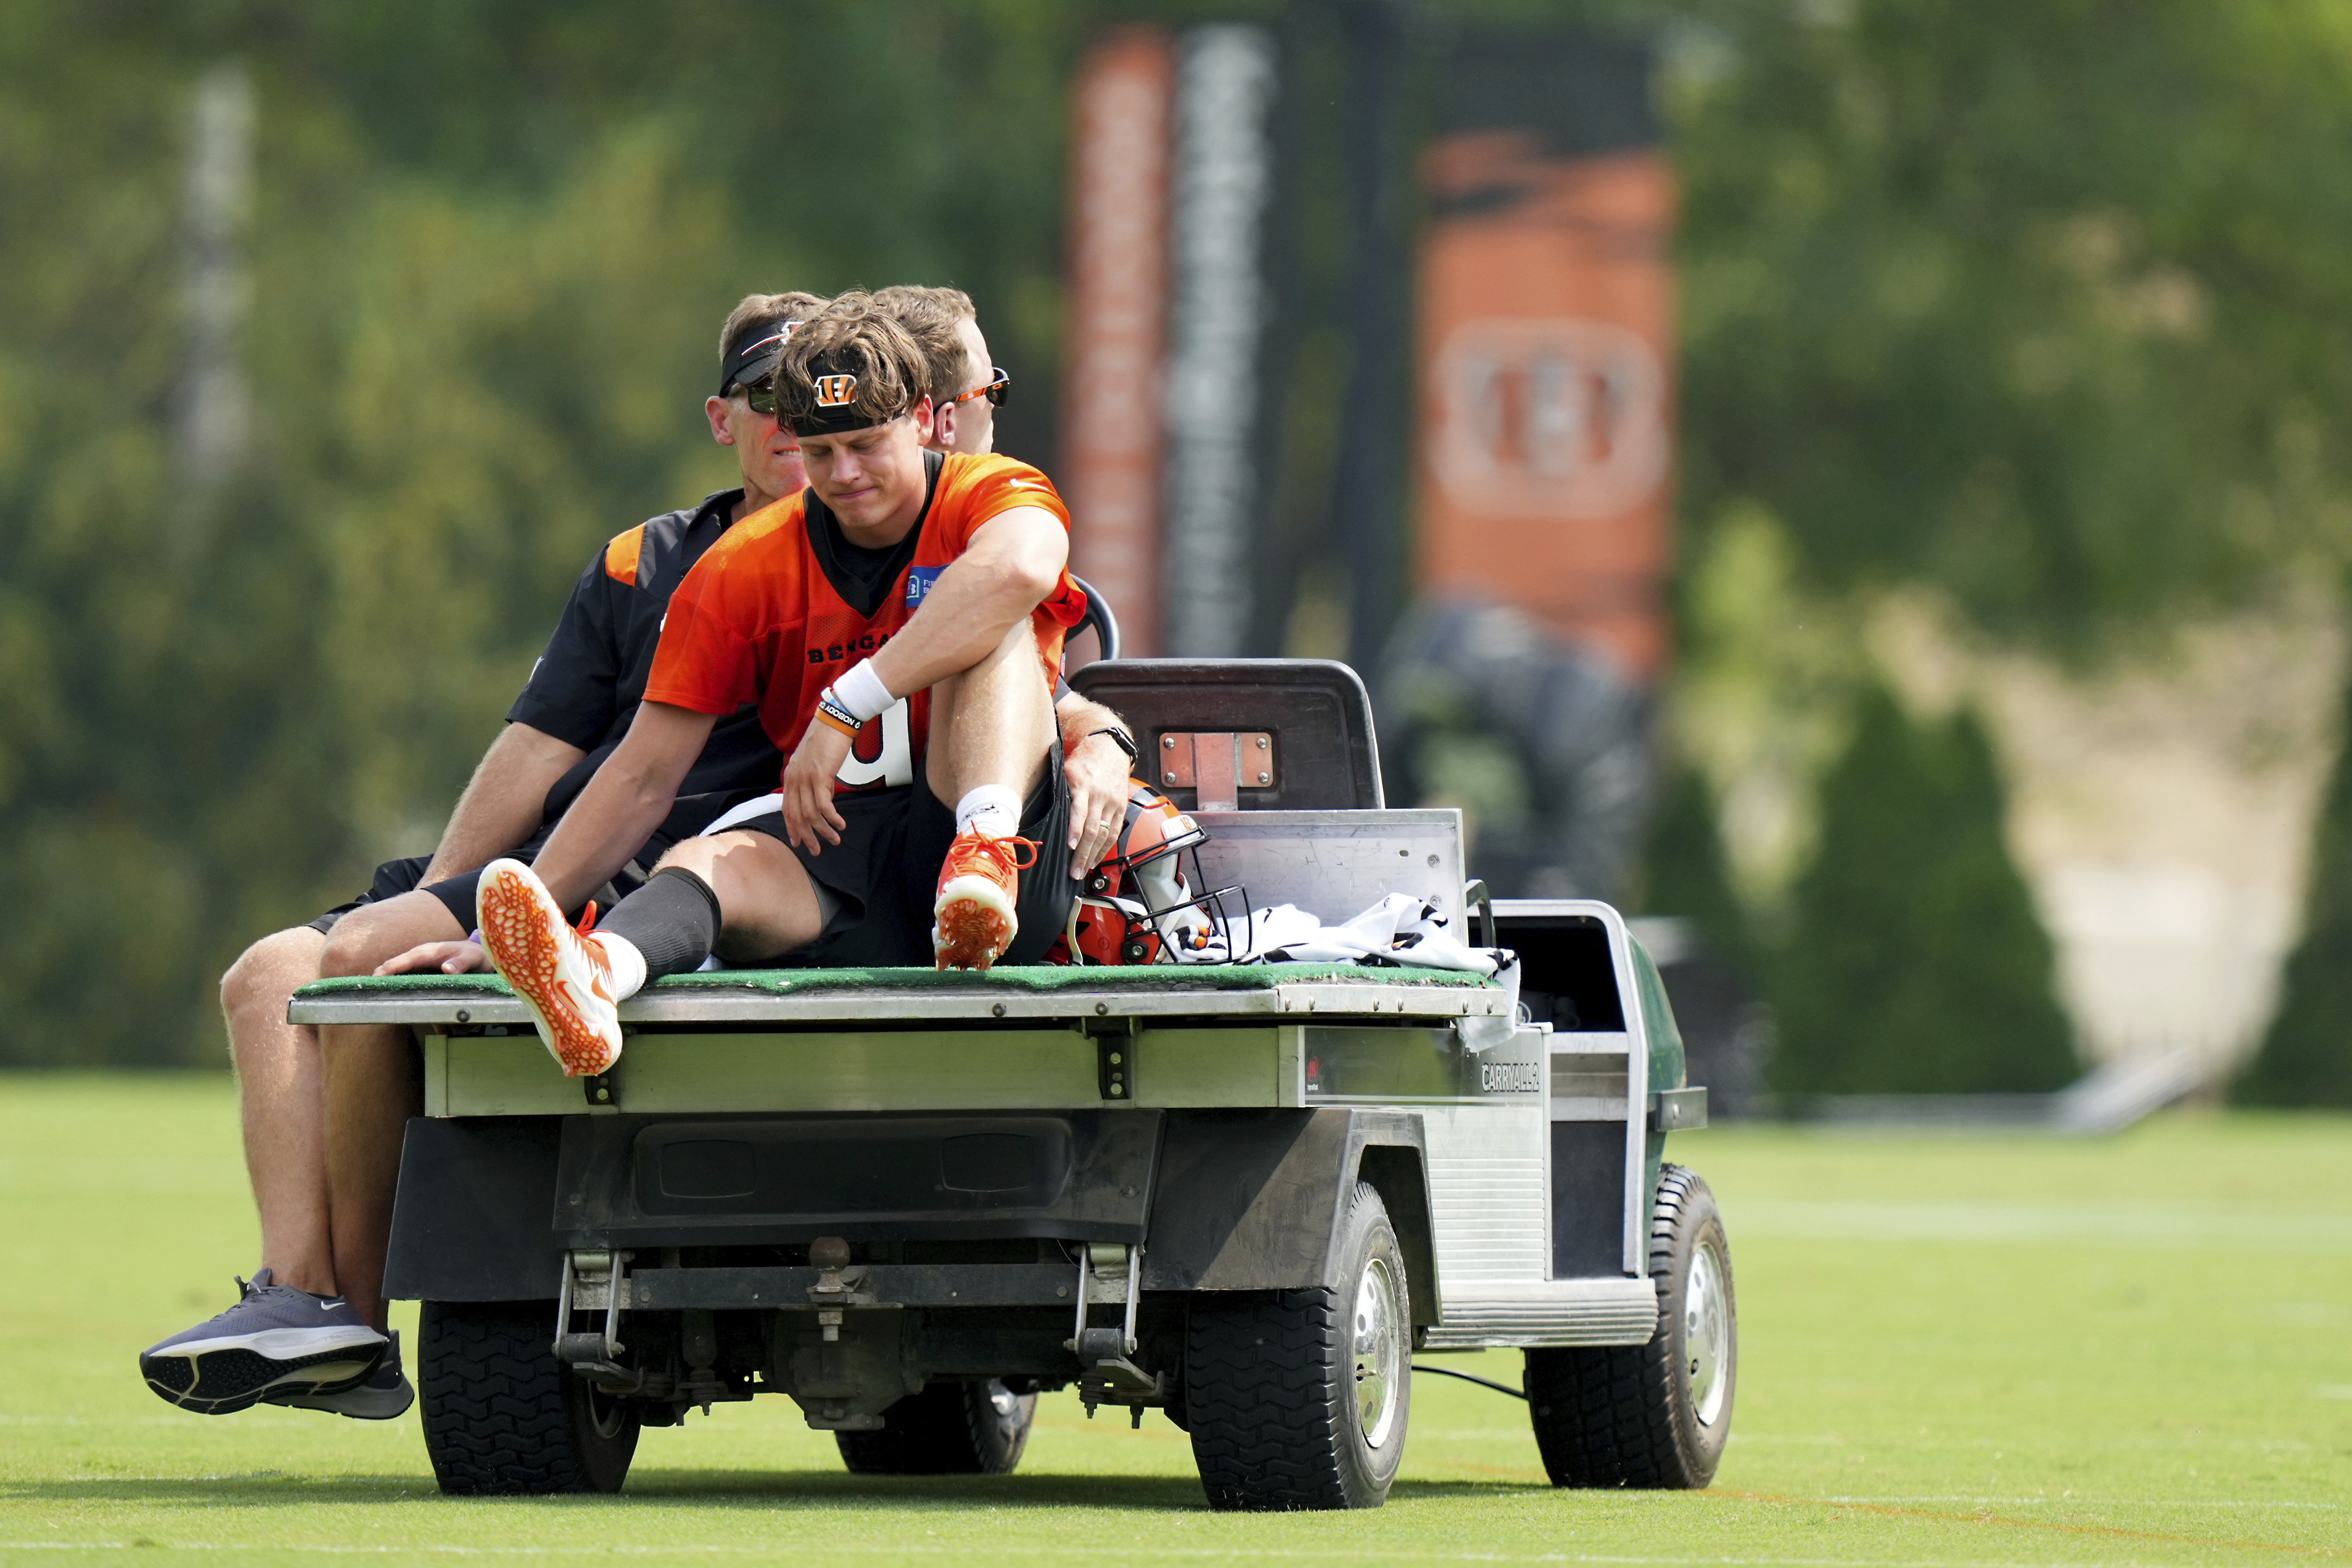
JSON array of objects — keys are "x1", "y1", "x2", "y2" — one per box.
[{"x1": 643, "y1": 452, "x2": 1084, "y2": 793}]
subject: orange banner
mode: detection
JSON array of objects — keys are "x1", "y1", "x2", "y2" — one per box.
[{"x1": 1414, "y1": 133, "x2": 1677, "y2": 681}]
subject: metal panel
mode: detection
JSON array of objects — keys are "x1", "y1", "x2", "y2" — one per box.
[
  {"x1": 1189, "y1": 808, "x2": 1468, "y2": 932},
  {"x1": 440, "y1": 1030, "x2": 1104, "y2": 1118},
  {"x1": 1127, "y1": 1027, "x2": 1285, "y2": 1107},
  {"x1": 557, "y1": 1112, "x2": 1161, "y2": 1248},
  {"x1": 290, "y1": 975, "x2": 1507, "y2": 1029},
  {"x1": 1507, "y1": 900, "x2": 1653, "y2": 1275},
  {"x1": 1650, "y1": 1086, "x2": 1708, "y2": 1131},
  {"x1": 1069, "y1": 658, "x2": 1383, "y2": 809},
  {"x1": 622, "y1": 1263, "x2": 1077, "y2": 1311},
  {"x1": 431, "y1": 1026, "x2": 1321, "y2": 1119},
  {"x1": 1549, "y1": 1121, "x2": 1627, "y2": 1277},
  {"x1": 1301, "y1": 1023, "x2": 1543, "y2": 1103},
  {"x1": 1419, "y1": 1103, "x2": 1550, "y2": 1294},
  {"x1": 1418, "y1": 1278, "x2": 1659, "y2": 1348}
]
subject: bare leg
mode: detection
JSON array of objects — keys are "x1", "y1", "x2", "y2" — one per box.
[
  {"x1": 316, "y1": 892, "x2": 466, "y2": 1331},
  {"x1": 925, "y1": 618, "x2": 1058, "y2": 807},
  {"x1": 652, "y1": 831, "x2": 830, "y2": 964},
  {"x1": 221, "y1": 927, "x2": 337, "y2": 1296}
]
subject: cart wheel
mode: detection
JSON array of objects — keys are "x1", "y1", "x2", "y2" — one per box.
[
  {"x1": 417, "y1": 1300, "x2": 639, "y2": 1495},
  {"x1": 1525, "y1": 1165, "x2": 1734, "y2": 1488},
  {"x1": 1186, "y1": 1180, "x2": 1410, "y2": 1511},
  {"x1": 835, "y1": 1379, "x2": 1036, "y2": 1475}
]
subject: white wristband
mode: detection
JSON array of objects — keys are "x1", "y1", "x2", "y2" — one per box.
[{"x1": 831, "y1": 657, "x2": 894, "y2": 723}]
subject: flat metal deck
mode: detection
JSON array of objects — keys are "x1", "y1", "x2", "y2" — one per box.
[{"x1": 289, "y1": 975, "x2": 1510, "y2": 1029}]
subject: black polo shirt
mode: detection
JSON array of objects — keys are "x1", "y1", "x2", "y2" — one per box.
[{"x1": 509, "y1": 489, "x2": 783, "y2": 845}]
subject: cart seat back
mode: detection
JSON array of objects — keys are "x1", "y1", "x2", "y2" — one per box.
[{"x1": 1068, "y1": 658, "x2": 1384, "y2": 812}]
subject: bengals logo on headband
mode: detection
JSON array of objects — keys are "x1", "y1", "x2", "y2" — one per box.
[{"x1": 815, "y1": 373, "x2": 858, "y2": 409}]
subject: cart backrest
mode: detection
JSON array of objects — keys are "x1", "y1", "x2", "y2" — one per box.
[{"x1": 1069, "y1": 658, "x2": 1384, "y2": 811}]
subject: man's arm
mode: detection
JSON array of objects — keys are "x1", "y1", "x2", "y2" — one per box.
[
  {"x1": 523, "y1": 701, "x2": 717, "y2": 912},
  {"x1": 421, "y1": 723, "x2": 588, "y2": 883},
  {"x1": 868, "y1": 507, "x2": 1066, "y2": 697},
  {"x1": 1056, "y1": 691, "x2": 1133, "y2": 880},
  {"x1": 778, "y1": 507, "x2": 1066, "y2": 850}
]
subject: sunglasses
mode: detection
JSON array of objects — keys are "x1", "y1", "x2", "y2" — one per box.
[
  {"x1": 947, "y1": 367, "x2": 1011, "y2": 409},
  {"x1": 736, "y1": 375, "x2": 780, "y2": 416}
]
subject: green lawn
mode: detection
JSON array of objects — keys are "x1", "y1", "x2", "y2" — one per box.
[{"x1": 2, "y1": 1073, "x2": 2346, "y2": 1565}]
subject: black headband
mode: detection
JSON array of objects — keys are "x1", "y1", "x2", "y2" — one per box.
[
  {"x1": 782, "y1": 349, "x2": 910, "y2": 437},
  {"x1": 717, "y1": 319, "x2": 802, "y2": 397}
]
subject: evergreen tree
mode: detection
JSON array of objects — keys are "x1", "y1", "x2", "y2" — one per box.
[
  {"x1": 1770, "y1": 683, "x2": 2076, "y2": 1096},
  {"x1": 1637, "y1": 762, "x2": 1758, "y2": 984},
  {"x1": 2236, "y1": 679, "x2": 2352, "y2": 1106}
]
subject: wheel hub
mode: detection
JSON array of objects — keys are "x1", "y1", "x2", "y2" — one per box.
[
  {"x1": 1684, "y1": 1241, "x2": 1729, "y2": 1427},
  {"x1": 1352, "y1": 1256, "x2": 1402, "y2": 1449}
]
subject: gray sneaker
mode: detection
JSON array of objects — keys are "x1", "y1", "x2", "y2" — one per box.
[
  {"x1": 139, "y1": 1268, "x2": 387, "y2": 1415},
  {"x1": 266, "y1": 1330, "x2": 415, "y2": 1420}
]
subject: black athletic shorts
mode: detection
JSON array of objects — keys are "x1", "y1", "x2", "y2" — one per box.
[
  {"x1": 306, "y1": 855, "x2": 439, "y2": 937},
  {"x1": 303, "y1": 824, "x2": 611, "y2": 938},
  {"x1": 731, "y1": 753, "x2": 1074, "y2": 967}
]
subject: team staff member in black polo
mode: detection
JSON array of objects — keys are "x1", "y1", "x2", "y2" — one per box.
[{"x1": 140, "y1": 291, "x2": 827, "y2": 1421}]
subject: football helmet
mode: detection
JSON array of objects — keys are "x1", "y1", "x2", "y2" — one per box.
[{"x1": 1058, "y1": 781, "x2": 1245, "y2": 965}]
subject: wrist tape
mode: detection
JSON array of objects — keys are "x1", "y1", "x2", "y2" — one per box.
[{"x1": 831, "y1": 657, "x2": 894, "y2": 723}]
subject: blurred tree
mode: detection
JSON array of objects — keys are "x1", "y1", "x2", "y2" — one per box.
[
  {"x1": 1769, "y1": 682, "x2": 2075, "y2": 1096},
  {"x1": 1635, "y1": 762, "x2": 1756, "y2": 982},
  {"x1": 2237, "y1": 669, "x2": 2352, "y2": 1107},
  {"x1": 1672, "y1": 0, "x2": 2352, "y2": 647},
  {"x1": 12, "y1": 0, "x2": 2352, "y2": 1066},
  {"x1": 0, "y1": 0, "x2": 1097, "y2": 1063}
]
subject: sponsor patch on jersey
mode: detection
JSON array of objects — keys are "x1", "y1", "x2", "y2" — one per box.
[
  {"x1": 906, "y1": 565, "x2": 944, "y2": 609},
  {"x1": 815, "y1": 373, "x2": 858, "y2": 408}
]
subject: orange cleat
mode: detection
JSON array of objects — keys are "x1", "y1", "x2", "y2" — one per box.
[
  {"x1": 475, "y1": 858, "x2": 625, "y2": 1076},
  {"x1": 932, "y1": 831, "x2": 1040, "y2": 972}
]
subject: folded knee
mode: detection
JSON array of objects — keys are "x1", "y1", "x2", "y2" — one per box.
[
  {"x1": 221, "y1": 928, "x2": 321, "y2": 1013},
  {"x1": 318, "y1": 916, "x2": 393, "y2": 980}
]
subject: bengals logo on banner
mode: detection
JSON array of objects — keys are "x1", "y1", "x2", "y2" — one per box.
[
  {"x1": 815, "y1": 373, "x2": 858, "y2": 408},
  {"x1": 1415, "y1": 130, "x2": 1676, "y2": 682}
]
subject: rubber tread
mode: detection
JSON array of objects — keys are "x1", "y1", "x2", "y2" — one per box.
[
  {"x1": 1186, "y1": 1288, "x2": 1353, "y2": 1510},
  {"x1": 418, "y1": 1301, "x2": 637, "y2": 1495},
  {"x1": 835, "y1": 1380, "x2": 1034, "y2": 1475},
  {"x1": 141, "y1": 1344, "x2": 379, "y2": 1415},
  {"x1": 1524, "y1": 1165, "x2": 1728, "y2": 1489}
]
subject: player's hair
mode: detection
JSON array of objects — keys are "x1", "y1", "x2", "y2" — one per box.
[
  {"x1": 717, "y1": 291, "x2": 831, "y2": 360},
  {"x1": 872, "y1": 285, "x2": 977, "y2": 403},
  {"x1": 775, "y1": 291, "x2": 930, "y2": 434}
]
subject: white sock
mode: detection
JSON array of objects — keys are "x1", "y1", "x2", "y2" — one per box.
[
  {"x1": 954, "y1": 784, "x2": 1024, "y2": 841},
  {"x1": 590, "y1": 931, "x2": 649, "y2": 1000}
]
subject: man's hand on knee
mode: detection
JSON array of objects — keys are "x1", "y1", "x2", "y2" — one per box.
[
  {"x1": 316, "y1": 892, "x2": 467, "y2": 979},
  {"x1": 375, "y1": 940, "x2": 488, "y2": 977}
]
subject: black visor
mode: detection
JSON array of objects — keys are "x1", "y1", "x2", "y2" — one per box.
[{"x1": 718, "y1": 320, "x2": 799, "y2": 397}]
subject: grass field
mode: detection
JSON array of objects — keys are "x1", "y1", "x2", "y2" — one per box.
[{"x1": 1, "y1": 1073, "x2": 2346, "y2": 1565}]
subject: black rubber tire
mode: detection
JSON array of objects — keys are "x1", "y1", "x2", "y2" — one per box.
[
  {"x1": 1185, "y1": 1181, "x2": 1410, "y2": 1511},
  {"x1": 1525, "y1": 1165, "x2": 1735, "y2": 1488},
  {"x1": 418, "y1": 1300, "x2": 640, "y2": 1495},
  {"x1": 835, "y1": 1379, "x2": 1037, "y2": 1475}
]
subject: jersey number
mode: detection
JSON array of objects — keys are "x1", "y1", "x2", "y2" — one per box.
[{"x1": 836, "y1": 700, "x2": 914, "y2": 789}]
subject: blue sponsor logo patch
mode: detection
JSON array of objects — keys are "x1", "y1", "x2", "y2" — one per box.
[{"x1": 906, "y1": 565, "x2": 944, "y2": 608}]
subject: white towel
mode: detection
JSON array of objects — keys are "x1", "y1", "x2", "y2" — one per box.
[{"x1": 1186, "y1": 892, "x2": 1507, "y2": 979}]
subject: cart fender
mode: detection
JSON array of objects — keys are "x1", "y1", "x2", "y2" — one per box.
[
  {"x1": 1140, "y1": 1109, "x2": 1439, "y2": 1325},
  {"x1": 382, "y1": 1116, "x2": 566, "y2": 1303}
]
